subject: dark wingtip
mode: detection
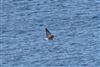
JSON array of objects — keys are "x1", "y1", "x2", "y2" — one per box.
[
  {"x1": 45, "y1": 28, "x2": 51, "y2": 37},
  {"x1": 45, "y1": 28, "x2": 48, "y2": 32},
  {"x1": 45, "y1": 28, "x2": 48, "y2": 31}
]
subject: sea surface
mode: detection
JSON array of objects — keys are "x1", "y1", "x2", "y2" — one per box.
[{"x1": 0, "y1": 0, "x2": 100, "y2": 67}]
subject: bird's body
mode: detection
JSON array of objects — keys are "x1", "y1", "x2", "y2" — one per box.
[{"x1": 45, "y1": 28, "x2": 54, "y2": 40}]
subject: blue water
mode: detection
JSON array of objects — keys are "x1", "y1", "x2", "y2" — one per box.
[{"x1": 0, "y1": 0, "x2": 100, "y2": 67}]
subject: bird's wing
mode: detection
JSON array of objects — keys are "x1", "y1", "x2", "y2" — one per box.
[{"x1": 45, "y1": 28, "x2": 51, "y2": 37}]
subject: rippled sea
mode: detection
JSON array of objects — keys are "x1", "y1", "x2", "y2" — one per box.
[{"x1": 0, "y1": 0, "x2": 100, "y2": 67}]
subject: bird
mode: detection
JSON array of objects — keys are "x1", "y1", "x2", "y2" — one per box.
[{"x1": 45, "y1": 28, "x2": 54, "y2": 40}]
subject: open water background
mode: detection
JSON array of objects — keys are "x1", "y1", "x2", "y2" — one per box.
[{"x1": 0, "y1": 0, "x2": 100, "y2": 67}]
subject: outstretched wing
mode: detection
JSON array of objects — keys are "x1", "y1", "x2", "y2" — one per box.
[{"x1": 45, "y1": 28, "x2": 51, "y2": 37}]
